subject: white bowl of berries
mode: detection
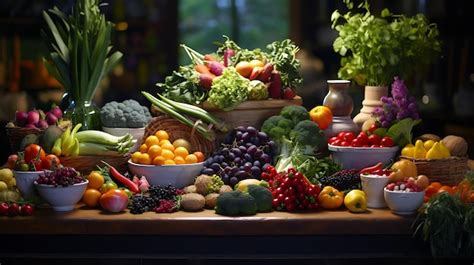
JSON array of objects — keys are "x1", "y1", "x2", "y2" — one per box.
[
  {"x1": 360, "y1": 170, "x2": 391, "y2": 209},
  {"x1": 34, "y1": 167, "x2": 88, "y2": 211},
  {"x1": 384, "y1": 181, "x2": 425, "y2": 215},
  {"x1": 328, "y1": 131, "x2": 398, "y2": 169}
]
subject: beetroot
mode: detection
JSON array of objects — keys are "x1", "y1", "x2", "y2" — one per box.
[
  {"x1": 50, "y1": 106, "x2": 63, "y2": 119},
  {"x1": 15, "y1": 111, "x2": 28, "y2": 127},
  {"x1": 45, "y1": 112, "x2": 58, "y2": 125},
  {"x1": 36, "y1": 120, "x2": 49, "y2": 129},
  {"x1": 27, "y1": 111, "x2": 40, "y2": 126}
]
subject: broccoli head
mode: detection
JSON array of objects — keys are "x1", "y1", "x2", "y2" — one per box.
[
  {"x1": 280, "y1": 105, "x2": 309, "y2": 126},
  {"x1": 215, "y1": 191, "x2": 257, "y2": 216},
  {"x1": 261, "y1": 115, "x2": 294, "y2": 143},
  {"x1": 246, "y1": 185, "x2": 273, "y2": 213},
  {"x1": 290, "y1": 120, "x2": 326, "y2": 154},
  {"x1": 101, "y1": 100, "x2": 152, "y2": 128}
]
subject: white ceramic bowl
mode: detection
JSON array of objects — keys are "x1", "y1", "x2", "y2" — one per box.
[
  {"x1": 102, "y1": 127, "x2": 145, "y2": 141},
  {"x1": 128, "y1": 160, "x2": 204, "y2": 188},
  {"x1": 360, "y1": 174, "x2": 390, "y2": 209},
  {"x1": 328, "y1": 144, "x2": 399, "y2": 169},
  {"x1": 384, "y1": 189, "x2": 425, "y2": 215},
  {"x1": 34, "y1": 180, "x2": 88, "y2": 211},
  {"x1": 14, "y1": 171, "x2": 44, "y2": 200}
]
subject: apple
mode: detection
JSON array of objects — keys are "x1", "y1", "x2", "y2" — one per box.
[{"x1": 100, "y1": 189, "x2": 129, "y2": 213}]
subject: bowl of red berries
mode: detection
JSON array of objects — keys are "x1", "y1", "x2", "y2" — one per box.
[
  {"x1": 328, "y1": 131, "x2": 398, "y2": 169},
  {"x1": 384, "y1": 179, "x2": 425, "y2": 215}
]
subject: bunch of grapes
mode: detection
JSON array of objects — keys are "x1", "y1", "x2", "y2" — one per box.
[
  {"x1": 129, "y1": 185, "x2": 182, "y2": 214},
  {"x1": 372, "y1": 77, "x2": 419, "y2": 128},
  {"x1": 35, "y1": 167, "x2": 84, "y2": 187},
  {"x1": 201, "y1": 126, "x2": 276, "y2": 187}
]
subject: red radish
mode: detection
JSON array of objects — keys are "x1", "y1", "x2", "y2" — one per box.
[
  {"x1": 15, "y1": 111, "x2": 28, "y2": 127},
  {"x1": 283, "y1": 87, "x2": 296, "y2": 99},
  {"x1": 257, "y1": 63, "x2": 274, "y2": 82},
  {"x1": 199, "y1": 73, "x2": 215, "y2": 90},
  {"x1": 268, "y1": 70, "x2": 282, "y2": 98},
  {"x1": 27, "y1": 110, "x2": 40, "y2": 125},
  {"x1": 249, "y1": 66, "x2": 264, "y2": 80},
  {"x1": 45, "y1": 112, "x2": 58, "y2": 125},
  {"x1": 223, "y1": 48, "x2": 235, "y2": 67},
  {"x1": 36, "y1": 120, "x2": 49, "y2": 129},
  {"x1": 207, "y1": 61, "x2": 225, "y2": 76},
  {"x1": 25, "y1": 124, "x2": 37, "y2": 129},
  {"x1": 50, "y1": 106, "x2": 63, "y2": 119},
  {"x1": 139, "y1": 176, "x2": 150, "y2": 192}
]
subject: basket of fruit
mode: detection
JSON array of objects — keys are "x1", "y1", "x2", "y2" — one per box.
[
  {"x1": 399, "y1": 135, "x2": 469, "y2": 186},
  {"x1": 5, "y1": 107, "x2": 68, "y2": 152}
]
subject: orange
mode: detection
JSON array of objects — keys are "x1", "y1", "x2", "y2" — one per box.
[
  {"x1": 87, "y1": 171, "x2": 105, "y2": 190},
  {"x1": 139, "y1": 144, "x2": 148, "y2": 153},
  {"x1": 185, "y1": 154, "x2": 198, "y2": 164},
  {"x1": 174, "y1": 147, "x2": 189, "y2": 158},
  {"x1": 161, "y1": 149, "x2": 175, "y2": 160},
  {"x1": 193, "y1": 151, "x2": 205, "y2": 162},
  {"x1": 131, "y1": 151, "x2": 141, "y2": 163},
  {"x1": 164, "y1": 159, "x2": 176, "y2": 165},
  {"x1": 161, "y1": 142, "x2": 175, "y2": 152},
  {"x1": 138, "y1": 153, "x2": 152, "y2": 165},
  {"x1": 82, "y1": 189, "x2": 102, "y2": 208},
  {"x1": 155, "y1": 130, "x2": 169, "y2": 141},
  {"x1": 145, "y1": 135, "x2": 160, "y2": 147},
  {"x1": 174, "y1": 156, "x2": 185, "y2": 165},
  {"x1": 159, "y1": 139, "x2": 171, "y2": 146},
  {"x1": 153, "y1": 156, "x2": 166, "y2": 166},
  {"x1": 147, "y1": 145, "x2": 162, "y2": 159}
]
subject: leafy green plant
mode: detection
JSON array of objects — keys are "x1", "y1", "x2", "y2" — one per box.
[
  {"x1": 331, "y1": 0, "x2": 441, "y2": 86},
  {"x1": 42, "y1": 0, "x2": 122, "y2": 104}
]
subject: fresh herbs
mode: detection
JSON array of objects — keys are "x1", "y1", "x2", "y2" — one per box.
[
  {"x1": 331, "y1": 0, "x2": 441, "y2": 86},
  {"x1": 42, "y1": 0, "x2": 122, "y2": 103},
  {"x1": 293, "y1": 156, "x2": 341, "y2": 184},
  {"x1": 413, "y1": 193, "x2": 474, "y2": 258},
  {"x1": 266, "y1": 39, "x2": 302, "y2": 89},
  {"x1": 156, "y1": 65, "x2": 207, "y2": 105}
]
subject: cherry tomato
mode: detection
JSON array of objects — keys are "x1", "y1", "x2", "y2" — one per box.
[
  {"x1": 425, "y1": 183, "x2": 441, "y2": 197},
  {"x1": 437, "y1": 186, "x2": 455, "y2": 195},
  {"x1": 328, "y1": 137, "x2": 339, "y2": 144},
  {"x1": 380, "y1": 136, "x2": 394, "y2": 147},
  {"x1": 41, "y1": 154, "x2": 61, "y2": 170},
  {"x1": 351, "y1": 138, "x2": 363, "y2": 147},
  {"x1": 356, "y1": 132, "x2": 369, "y2": 145},
  {"x1": 337, "y1": 132, "x2": 345, "y2": 139},
  {"x1": 368, "y1": 124, "x2": 378, "y2": 133},
  {"x1": 6, "y1": 154, "x2": 19, "y2": 170},
  {"x1": 368, "y1": 134, "x2": 381, "y2": 145},
  {"x1": 331, "y1": 139, "x2": 342, "y2": 146},
  {"x1": 24, "y1": 144, "x2": 46, "y2": 164},
  {"x1": 343, "y1": 132, "x2": 355, "y2": 142},
  {"x1": 340, "y1": 141, "x2": 350, "y2": 146}
]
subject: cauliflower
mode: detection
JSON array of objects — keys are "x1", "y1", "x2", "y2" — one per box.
[{"x1": 101, "y1": 100, "x2": 152, "y2": 128}]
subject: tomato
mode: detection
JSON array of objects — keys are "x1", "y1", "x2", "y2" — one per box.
[
  {"x1": 337, "y1": 132, "x2": 345, "y2": 139},
  {"x1": 368, "y1": 124, "x2": 378, "y2": 133},
  {"x1": 87, "y1": 171, "x2": 105, "y2": 190},
  {"x1": 309, "y1": 106, "x2": 333, "y2": 130},
  {"x1": 100, "y1": 181, "x2": 118, "y2": 194},
  {"x1": 340, "y1": 141, "x2": 350, "y2": 146},
  {"x1": 41, "y1": 154, "x2": 61, "y2": 170},
  {"x1": 24, "y1": 144, "x2": 46, "y2": 164},
  {"x1": 331, "y1": 139, "x2": 342, "y2": 146},
  {"x1": 328, "y1": 137, "x2": 339, "y2": 144},
  {"x1": 356, "y1": 132, "x2": 369, "y2": 145},
  {"x1": 6, "y1": 154, "x2": 19, "y2": 170},
  {"x1": 351, "y1": 138, "x2": 363, "y2": 147},
  {"x1": 82, "y1": 189, "x2": 102, "y2": 208},
  {"x1": 343, "y1": 132, "x2": 355, "y2": 142},
  {"x1": 368, "y1": 134, "x2": 381, "y2": 145},
  {"x1": 380, "y1": 136, "x2": 394, "y2": 147},
  {"x1": 437, "y1": 185, "x2": 455, "y2": 195},
  {"x1": 100, "y1": 189, "x2": 129, "y2": 213}
]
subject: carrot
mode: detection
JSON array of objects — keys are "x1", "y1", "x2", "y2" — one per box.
[
  {"x1": 194, "y1": 64, "x2": 212, "y2": 75},
  {"x1": 268, "y1": 70, "x2": 282, "y2": 98},
  {"x1": 204, "y1": 54, "x2": 217, "y2": 63}
]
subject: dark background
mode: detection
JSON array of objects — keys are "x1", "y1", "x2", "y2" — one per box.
[{"x1": 0, "y1": 0, "x2": 473, "y2": 164}]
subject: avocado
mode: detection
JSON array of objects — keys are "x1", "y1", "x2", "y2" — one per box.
[
  {"x1": 19, "y1": 134, "x2": 39, "y2": 151},
  {"x1": 40, "y1": 126, "x2": 63, "y2": 153}
]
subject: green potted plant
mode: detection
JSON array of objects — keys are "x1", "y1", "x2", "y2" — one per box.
[
  {"x1": 331, "y1": 0, "x2": 441, "y2": 127},
  {"x1": 42, "y1": 0, "x2": 122, "y2": 130}
]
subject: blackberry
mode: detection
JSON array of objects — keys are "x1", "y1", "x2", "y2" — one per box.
[
  {"x1": 129, "y1": 194, "x2": 157, "y2": 214},
  {"x1": 319, "y1": 169, "x2": 361, "y2": 191},
  {"x1": 149, "y1": 185, "x2": 180, "y2": 201}
]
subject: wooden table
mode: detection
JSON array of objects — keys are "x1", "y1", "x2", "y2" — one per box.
[{"x1": 0, "y1": 207, "x2": 432, "y2": 262}]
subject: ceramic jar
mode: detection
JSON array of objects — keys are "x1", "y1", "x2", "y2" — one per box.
[
  {"x1": 323, "y1": 80, "x2": 359, "y2": 137},
  {"x1": 353, "y1": 86, "x2": 388, "y2": 128}
]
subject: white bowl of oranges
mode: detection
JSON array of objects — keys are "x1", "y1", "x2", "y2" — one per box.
[{"x1": 129, "y1": 130, "x2": 206, "y2": 188}]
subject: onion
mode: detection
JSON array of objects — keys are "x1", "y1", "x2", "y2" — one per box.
[
  {"x1": 50, "y1": 106, "x2": 63, "y2": 119},
  {"x1": 36, "y1": 120, "x2": 49, "y2": 129},
  {"x1": 27, "y1": 111, "x2": 40, "y2": 125},
  {"x1": 15, "y1": 111, "x2": 28, "y2": 127},
  {"x1": 45, "y1": 112, "x2": 58, "y2": 125},
  {"x1": 24, "y1": 124, "x2": 37, "y2": 129}
]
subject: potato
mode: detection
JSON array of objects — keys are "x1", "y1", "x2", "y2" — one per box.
[
  {"x1": 180, "y1": 193, "x2": 205, "y2": 211},
  {"x1": 205, "y1": 193, "x2": 220, "y2": 209},
  {"x1": 219, "y1": 185, "x2": 233, "y2": 194},
  {"x1": 183, "y1": 185, "x2": 197, "y2": 194}
]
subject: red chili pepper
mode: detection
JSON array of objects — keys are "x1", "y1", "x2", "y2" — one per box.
[
  {"x1": 359, "y1": 162, "x2": 383, "y2": 174},
  {"x1": 102, "y1": 161, "x2": 140, "y2": 193}
]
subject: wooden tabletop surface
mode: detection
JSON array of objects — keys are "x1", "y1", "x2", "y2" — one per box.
[{"x1": 0, "y1": 207, "x2": 416, "y2": 236}]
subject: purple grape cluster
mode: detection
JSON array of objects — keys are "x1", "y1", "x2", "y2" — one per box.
[
  {"x1": 35, "y1": 167, "x2": 85, "y2": 187},
  {"x1": 201, "y1": 126, "x2": 276, "y2": 187},
  {"x1": 373, "y1": 77, "x2": 419, "y2": 128}
]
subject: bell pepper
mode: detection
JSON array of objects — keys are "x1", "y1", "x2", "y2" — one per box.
[
  {"x1": 413, "y1": 140, "x2": 427, "y2": 159},
  {"x1": 344, "y1": 189, "x2": 367, "y2": 213},
  {"x1": 426, "y1": 142, "x2": 444, "y2": 159},
  {"x1": 360, "y1": 162, "x2": 383, "y2": 174},
  {"x1": 318, "y1": 186, "x2": 344, "y2": 209}
]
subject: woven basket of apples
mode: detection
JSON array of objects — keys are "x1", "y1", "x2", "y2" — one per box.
[{"x1": 5, "y1": 107, "x2": 69, "y2": 152}]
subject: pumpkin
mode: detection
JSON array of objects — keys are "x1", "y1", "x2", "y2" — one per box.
[{"x1": 441, "y1": 135, "x2": 468, "y2": 157}]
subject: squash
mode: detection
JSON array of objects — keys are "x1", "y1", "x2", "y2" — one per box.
[{"x1": 441, "y1": 135, "x2": 468, "y2": 157}]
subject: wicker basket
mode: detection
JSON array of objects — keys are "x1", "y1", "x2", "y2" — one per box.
[
  {"x1": 142, "y1": 116, "x2": 214, "y2": 157},
  {"x1": 5, "y1": 126, "x2": 44, "y2": 152},
  {"x1": 60, "y1": 155, "x2": 129, "y2": 175},
  {"x1": 400, "y1": 156, "x2": 468, "y2": 186}
]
